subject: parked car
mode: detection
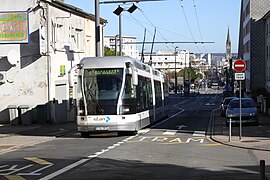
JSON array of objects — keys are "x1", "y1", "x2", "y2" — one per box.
[
  {"x1": 220, "y1": 96, "x2": 236, "y2": 117},
  {"x1": 225, "y1": 98, "x2": 258, "y2": 126}
]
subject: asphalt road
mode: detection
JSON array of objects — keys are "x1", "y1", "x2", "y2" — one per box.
[{"x1": 0, "y1": 91, "x2": 262, "y2": 180}]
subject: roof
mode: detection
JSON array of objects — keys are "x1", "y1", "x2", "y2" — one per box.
[
  {"x1": 41, "y1": 0, "x2": 107, "y2": 24},
  {"x1": 262, "y1": 10, "x2": 270, "y2": 20},
  {"x1": 80, "y1": 56, "x2": 162, "y2": 76}
]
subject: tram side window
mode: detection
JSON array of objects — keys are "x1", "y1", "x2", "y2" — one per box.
[
  {"x1": 122, "y1": 74, "x2": 136, "y2": 99},
  {"x1": 146, "y1": 78, "x2": 153, "y2": 107},
  {"x1": 163, "y1": 81, "x2": 169, "y2": 106},
  {"x1": 137, "y1": 76, "x2": 144, "y2": 111},
  {"x1": 154, "y1": 80, "x2": 162, "y2": 107},
  {"x1": 136, "y1": 76, "x2": 153, "y2": 112}
]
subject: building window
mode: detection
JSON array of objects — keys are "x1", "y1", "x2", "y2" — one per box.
[{"x1": 75, "y1": 28, "x2": 83, "y2": 51}]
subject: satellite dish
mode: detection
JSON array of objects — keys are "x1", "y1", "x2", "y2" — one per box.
[{"x1": 7, "y1": 49, "x2": 20, "y2": 65}]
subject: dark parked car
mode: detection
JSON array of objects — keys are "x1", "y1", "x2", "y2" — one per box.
[
  {"x1": 225, "y1": 98, "x2": 258, "y2": 126},
  {"x1": 220, "y1": 97, "x2": 236, "y2": 117}
]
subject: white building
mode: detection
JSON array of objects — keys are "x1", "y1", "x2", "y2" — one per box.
[
  {"x1": 140, "y1": 50, "x2": 191, "y2": 72},
  {"x1": 0, "y1": 0, "x2": 106, "y2": 124},
  {"x1": 104, "y1": 35, "x2": 139, "y2": 59}
]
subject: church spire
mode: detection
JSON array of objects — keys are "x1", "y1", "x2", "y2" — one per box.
[{"x1": 226, "y1": 27, "x2": 232, "y2": 60}]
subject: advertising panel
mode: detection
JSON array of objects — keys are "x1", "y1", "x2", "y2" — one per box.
[{"x1": 0, "y1": 11, "x2": 29, "y2": 43}]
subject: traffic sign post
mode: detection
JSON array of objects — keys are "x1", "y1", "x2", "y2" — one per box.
[
  {"x1": 235, "y1": 73, "x2": 245, "y2": 80},
  {"x1": 233, "y1": 59, "x2": 246, "y2": 72},
  {"x1": 233, "y1": 59, "x2": 246, "y2": 140}
]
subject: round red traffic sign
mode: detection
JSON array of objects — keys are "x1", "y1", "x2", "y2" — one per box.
[{"x1": 233, "y1": 59, "x2": 246, "y2": 72}]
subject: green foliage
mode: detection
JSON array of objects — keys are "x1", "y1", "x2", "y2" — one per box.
[
  {"x1": 104, "y1": 46, "x2": 125, "y2": 56},
  {"x1": 178, "y1": 67, "x2": 202, "y2": 82}
]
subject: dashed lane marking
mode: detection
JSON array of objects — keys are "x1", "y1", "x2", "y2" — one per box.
[
  {"x1": 162, "y1": 130, "x2": 178, "y2": 136},
  {"x1": 40, "y1": 130, "x2": 152, "y2": 180},
  {"x1": 192, "y1": 131, "x2": 206, "y2": 137}
]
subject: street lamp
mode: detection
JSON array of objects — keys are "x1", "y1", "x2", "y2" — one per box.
[
  {"x1": 174, "y1": 46, "x2": 179, "y2": 94},
  {"x1": 95, "y1": 0, "x2": 164, "y2": 57},
  {"x1": 113, "y1": 4, "x2": 138, "y2": 56}
]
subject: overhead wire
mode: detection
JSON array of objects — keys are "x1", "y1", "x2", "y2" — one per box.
[
  {"x1": 178, "y1": 0, "x2": 201, "y2": 53},
  {"x1": 124, "y1": 13, "x2": 172, "y2": 50},
  {"x1": 192, "y1": 0, "x2": 208, "y2": 54},
  {"x1": 125, "y1": 13, "x2": 193, "y2": 41},
  {"x1": 136, "y1": 7, "x2": 174, "y2": 50},
  {"x1": 111, "y1": 2, "x2": 168, "y2": 51}
]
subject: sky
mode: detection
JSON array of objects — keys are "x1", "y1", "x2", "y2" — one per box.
[{"x1": 65, "y1": 0, "x2": 241, "y2": 54}]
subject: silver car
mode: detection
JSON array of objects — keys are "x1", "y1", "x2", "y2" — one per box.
[{"x1": 225, "y1": 98, "x2": 258, "y2": 126}]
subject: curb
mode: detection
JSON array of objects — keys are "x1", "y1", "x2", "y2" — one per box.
[{"x1": 209, "y1": 109, "x2": 270, "y2": 180}]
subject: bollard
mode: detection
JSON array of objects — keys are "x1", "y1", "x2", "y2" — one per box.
[
  {"x1": 260, "y1": 160, "x2": 265, "y2": 180},
  {"x1": 229, "y1": 118, "x2": 231, "y2": 142}
]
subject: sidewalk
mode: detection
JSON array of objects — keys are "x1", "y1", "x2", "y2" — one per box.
[
  {"x1": 0, "y1": 121, "x2": 77, "y2": 154},
  {"x1": 210, "y1": 110, "x2": 270, "y2": 179}
]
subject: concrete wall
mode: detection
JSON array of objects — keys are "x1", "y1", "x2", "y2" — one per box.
[{"x1": 0, "y1": 0, "x2": 101, "y2": 124}]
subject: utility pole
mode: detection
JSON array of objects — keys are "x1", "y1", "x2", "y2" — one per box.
[
  {"x1": 95, "y1": 0, "x2": 164, "y2": 57},
  {"x1": 174, "y1": 47, "x2": 179, "y2": 94},
  {"x1": 119, "y1": 14, "x2": 122, "y2": 56},
  {"x1": 95, "y1": 0, "x2": 101, "y2": 57}
]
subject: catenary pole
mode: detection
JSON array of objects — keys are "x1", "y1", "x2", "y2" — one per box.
[{"x1": 95, "y1": 0, "x2": 101, "y2": 57}]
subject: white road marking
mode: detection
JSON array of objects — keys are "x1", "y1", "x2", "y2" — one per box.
[
  {"x1": 176, "y1": 125, "x2": 187, "y2": 130},
  {"x1": 39, "y1": 159, "x2": 89, "y2": 180},
  {"x1": 40, "y1": 134, "x2": 139, "y2": 180},
  {"x1": 193, "y1": 131, "x2": 206, "y2": 137},
  {"x1": 138, "y1": 129, "x2": 150, "y2": 134},
  {"x1": 152, "y1": 108, "x2": 185, "y2": 128},
  {"x1": 162, "y1": 130, "x2": 177, "y2": 135}
]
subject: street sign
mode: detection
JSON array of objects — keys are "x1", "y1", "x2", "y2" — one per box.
[
  {"x1": 233, "y1": 59, "x2": 246, "y2": 72},
  {"x1": 235, "y1": 73, "x2": 245, "y2": 80},
  {"x1": 39, "y1": 25, "x2": 46, "y2": 55}
]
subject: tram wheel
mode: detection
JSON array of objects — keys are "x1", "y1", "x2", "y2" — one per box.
[{"x1": 81, "y1": 132, "x2": 90, "y2": 138}]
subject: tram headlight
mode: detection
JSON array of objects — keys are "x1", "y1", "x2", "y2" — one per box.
[
  {"x1": 78, "y1": 109, "x2": 86, "y2": 116},
  {"x1": 120, "y1": 105, "x2": 131, "y2": 114}
]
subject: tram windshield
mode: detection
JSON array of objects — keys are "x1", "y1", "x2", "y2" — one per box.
[{"x1": 83, "y1": 68, "x2": 123, "y2": 115}]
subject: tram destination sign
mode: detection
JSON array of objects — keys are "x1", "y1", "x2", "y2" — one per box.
[
  {"x1": 86, "y1": 69, "x2": 122, "y2": 76},
  {"x1": 0, "y1": 11, "x2": 29, "y2": 43}
]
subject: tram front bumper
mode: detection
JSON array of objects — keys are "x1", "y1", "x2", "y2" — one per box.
[
  {"x1": 77, "y1": 116, "x2": 138, "y2": 132},
  {"x1": 78, "y1": 123, "x2": 137, "y2": 132}
]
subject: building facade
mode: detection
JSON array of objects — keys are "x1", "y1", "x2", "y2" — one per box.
[
  {"x1": 0, "y1": 0, "x2": 106, "y2": 124},
  {"x1": 104, "y1": 35, "x2": 139, "y2": 59},
  {"x1": 263, "y1": 11, "x2": 270, "y2": 92},
  {"x1": 140, "y1": 50, "x2": 192, "y2": 72},
  {"x1": 238, "y1": 0, "x2": 270, "y2": 93}
]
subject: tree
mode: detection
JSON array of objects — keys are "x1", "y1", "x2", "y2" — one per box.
[
  {"x1": 178, "y1": 67, "x2": 202, "y2": 82},
  {"x1": 104, "y1": 46, "x2": 124, "y2": 56}
]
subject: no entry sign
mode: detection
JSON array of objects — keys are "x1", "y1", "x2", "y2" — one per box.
[{"x1": 234, "y1": 59, "x2": 246, "y2": 72}]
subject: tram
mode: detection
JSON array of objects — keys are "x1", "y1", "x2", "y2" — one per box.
[{"x1": 74, "y1": 56, "x2": 169, "y2": 137}]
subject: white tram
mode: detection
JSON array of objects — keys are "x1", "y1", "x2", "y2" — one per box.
[{"x1": 75, "y1": 56, "x2": 169, "y2": 137}]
